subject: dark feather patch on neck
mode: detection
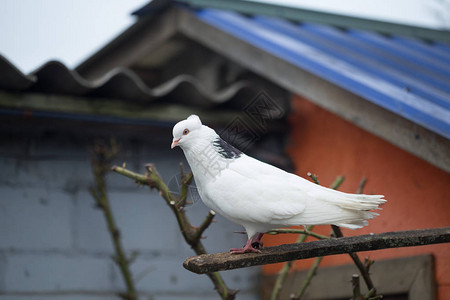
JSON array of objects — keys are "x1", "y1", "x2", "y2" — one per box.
[{"x1": 213, "y1": 138, "x2": 242, "y2": 159}]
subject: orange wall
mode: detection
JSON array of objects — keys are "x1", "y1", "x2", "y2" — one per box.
[{"x1": 263, "y1": 96, "x2": 450, "y2": 299}]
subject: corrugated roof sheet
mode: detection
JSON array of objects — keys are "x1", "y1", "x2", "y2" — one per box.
[
  {"x1": 0, "y1": 54, "x2": 254, "y2": 107},
  {"x1": 193, "y1": 9, "x2": 450, "y2": 139},
  {"x1": 2, "y1": 1, "x2": 449, "y2": 139}
]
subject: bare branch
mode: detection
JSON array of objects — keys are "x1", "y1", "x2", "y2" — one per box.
[
  {"x1": 111, "y1": 166, "x2": 148, "y2": 184},
  {"x1": 90, "y1": 142, "x2": 136, "y2": 300},
  {"x1": 112, "y1": 164, "x2": 237, "y2": 300},
  {"x1": 329, "y1": 176, "x2": 376, "y2": 294},
  {"x1": 351, "y1": 274, "x2": 362, "y2": 300},
  {"x1": 270, "y1": 259, "x2": 293, "y2": 300},
  {"x1": 332, "y1": 225, "x2": 377, "y2": 294},
  {"x1": 193, "y1": 210, "x2": 216, "y2": 243},
  {"x1": 179, "y1": 163, "x2": 193, "y2": 206}
]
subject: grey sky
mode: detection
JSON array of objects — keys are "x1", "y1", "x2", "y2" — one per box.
[{"x1": 1, "y1": 0, "x2": 449, "y2": 74}]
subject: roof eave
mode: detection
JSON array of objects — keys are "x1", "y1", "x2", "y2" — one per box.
[
  {"x1": 175, "y1": 8, "x2": 450, "y2": 173},
  {"x1": 75, "y1": 8, "x2": 180, "y2": 80}
]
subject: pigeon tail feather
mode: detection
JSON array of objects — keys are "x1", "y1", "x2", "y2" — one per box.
[
  {"x1": 284, "y1": 192, "x2": 385, "y2": 229},
  {"x1": 326, "y1": 192, "x2": 386, "y2": 211}
]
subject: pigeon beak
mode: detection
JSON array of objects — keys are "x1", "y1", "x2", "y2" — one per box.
[{"x1": 171, "y1": 138, "x2": 181, "y2": 149}]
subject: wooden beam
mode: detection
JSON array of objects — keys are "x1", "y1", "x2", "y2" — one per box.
[
  {"x1": 183, "y1": 227, "x2": 450, "y2": 274},
  {"x1": 0, "y1": 91, "x2": 246, "y2": 126},
  {"x1": 178, "y1": 9, "x2": 450, "y2": 173}
]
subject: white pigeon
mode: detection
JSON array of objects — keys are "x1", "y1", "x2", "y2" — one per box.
[{"x1": 171, "y1": 115, "x2": 386, "y2": 253}]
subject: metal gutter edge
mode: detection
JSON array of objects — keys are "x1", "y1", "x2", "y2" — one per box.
[{"x1": 175, "y1": 0, "x2": 450, "y2": 44}]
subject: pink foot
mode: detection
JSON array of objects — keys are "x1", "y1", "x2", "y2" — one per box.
[
  {"x1": 230, "y1": 233, "x2": 263, "y2": 254},
  {"x1": 229, "y1": 246, "x2": 261, "y2": 254}
]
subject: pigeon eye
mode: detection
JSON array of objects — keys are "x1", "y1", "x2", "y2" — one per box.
[{"x1": 183, "y1": 129, "x2": 190, "y2": 135}]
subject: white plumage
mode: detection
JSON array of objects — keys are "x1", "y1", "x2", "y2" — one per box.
[{"x1": 171, "y1": 115, "x2": 386, "y2": 253}]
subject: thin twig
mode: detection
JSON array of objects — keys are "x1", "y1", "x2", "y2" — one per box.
[
  {"x1": 267, "y1": 229, "x2": 329, "y2": 240},
  {"x1": 193, "y1": 210, "x2": 216, "y2": 242},
  {"x1": 112, "y1": 164, "x2": 237, "y2": 300},
  {"x1": 270, "y1": 259, "x2": 294, "y2": 300},
  {"x1": 357, "y1": 177, "x2": 367, "y2": 194},
  {"x1": 307, "y1": 172, "x2": 319, "y2": 184},
  {"x1": 364, "y1": 288, "x2": 377, "y2": 299},
  {"x1": 291, "y1": 256, "x2": 324, "y2": 300},
  {"x1": 237, "y1": 230, "x2": 330, "y2": 243}
]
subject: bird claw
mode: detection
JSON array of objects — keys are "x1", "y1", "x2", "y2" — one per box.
[{"x1": 252, "y1": 240, "x2": 264, "y2": 249}]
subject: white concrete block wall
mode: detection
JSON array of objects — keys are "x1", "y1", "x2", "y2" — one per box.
[
  {"x1": 0, "y1": 188, "x2": 73, "y2": 250},
  {"x1": 4, "y1": 254, "x2": 114, "y2": 292},
  {"x1": 0, "y1": 132, "x2": 261, "y2": 300}
]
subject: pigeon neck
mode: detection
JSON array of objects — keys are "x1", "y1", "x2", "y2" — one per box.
[
  {"x1": 182, "y1": 137, "x2": 238, "y2": 182},
  {"x1": 212, "y1": 138, "x2": 242, "y2": 159}
]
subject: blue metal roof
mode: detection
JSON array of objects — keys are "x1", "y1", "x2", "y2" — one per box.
[{"x1": 194, "y1": 9, "x2": 450, "y2": 139}]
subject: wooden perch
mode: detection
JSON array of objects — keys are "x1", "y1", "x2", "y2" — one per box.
[{"x1": 183, "y1": 227, "x2": 450, "y2": 274}]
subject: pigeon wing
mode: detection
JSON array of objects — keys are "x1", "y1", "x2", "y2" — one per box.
[{"x1": 203, "y1": 154, "x2": 308, "y2": 225}]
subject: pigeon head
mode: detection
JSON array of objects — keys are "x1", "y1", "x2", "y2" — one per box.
[{"x1": 171, "y1": 115, "x2": 211, "y2": 149}]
